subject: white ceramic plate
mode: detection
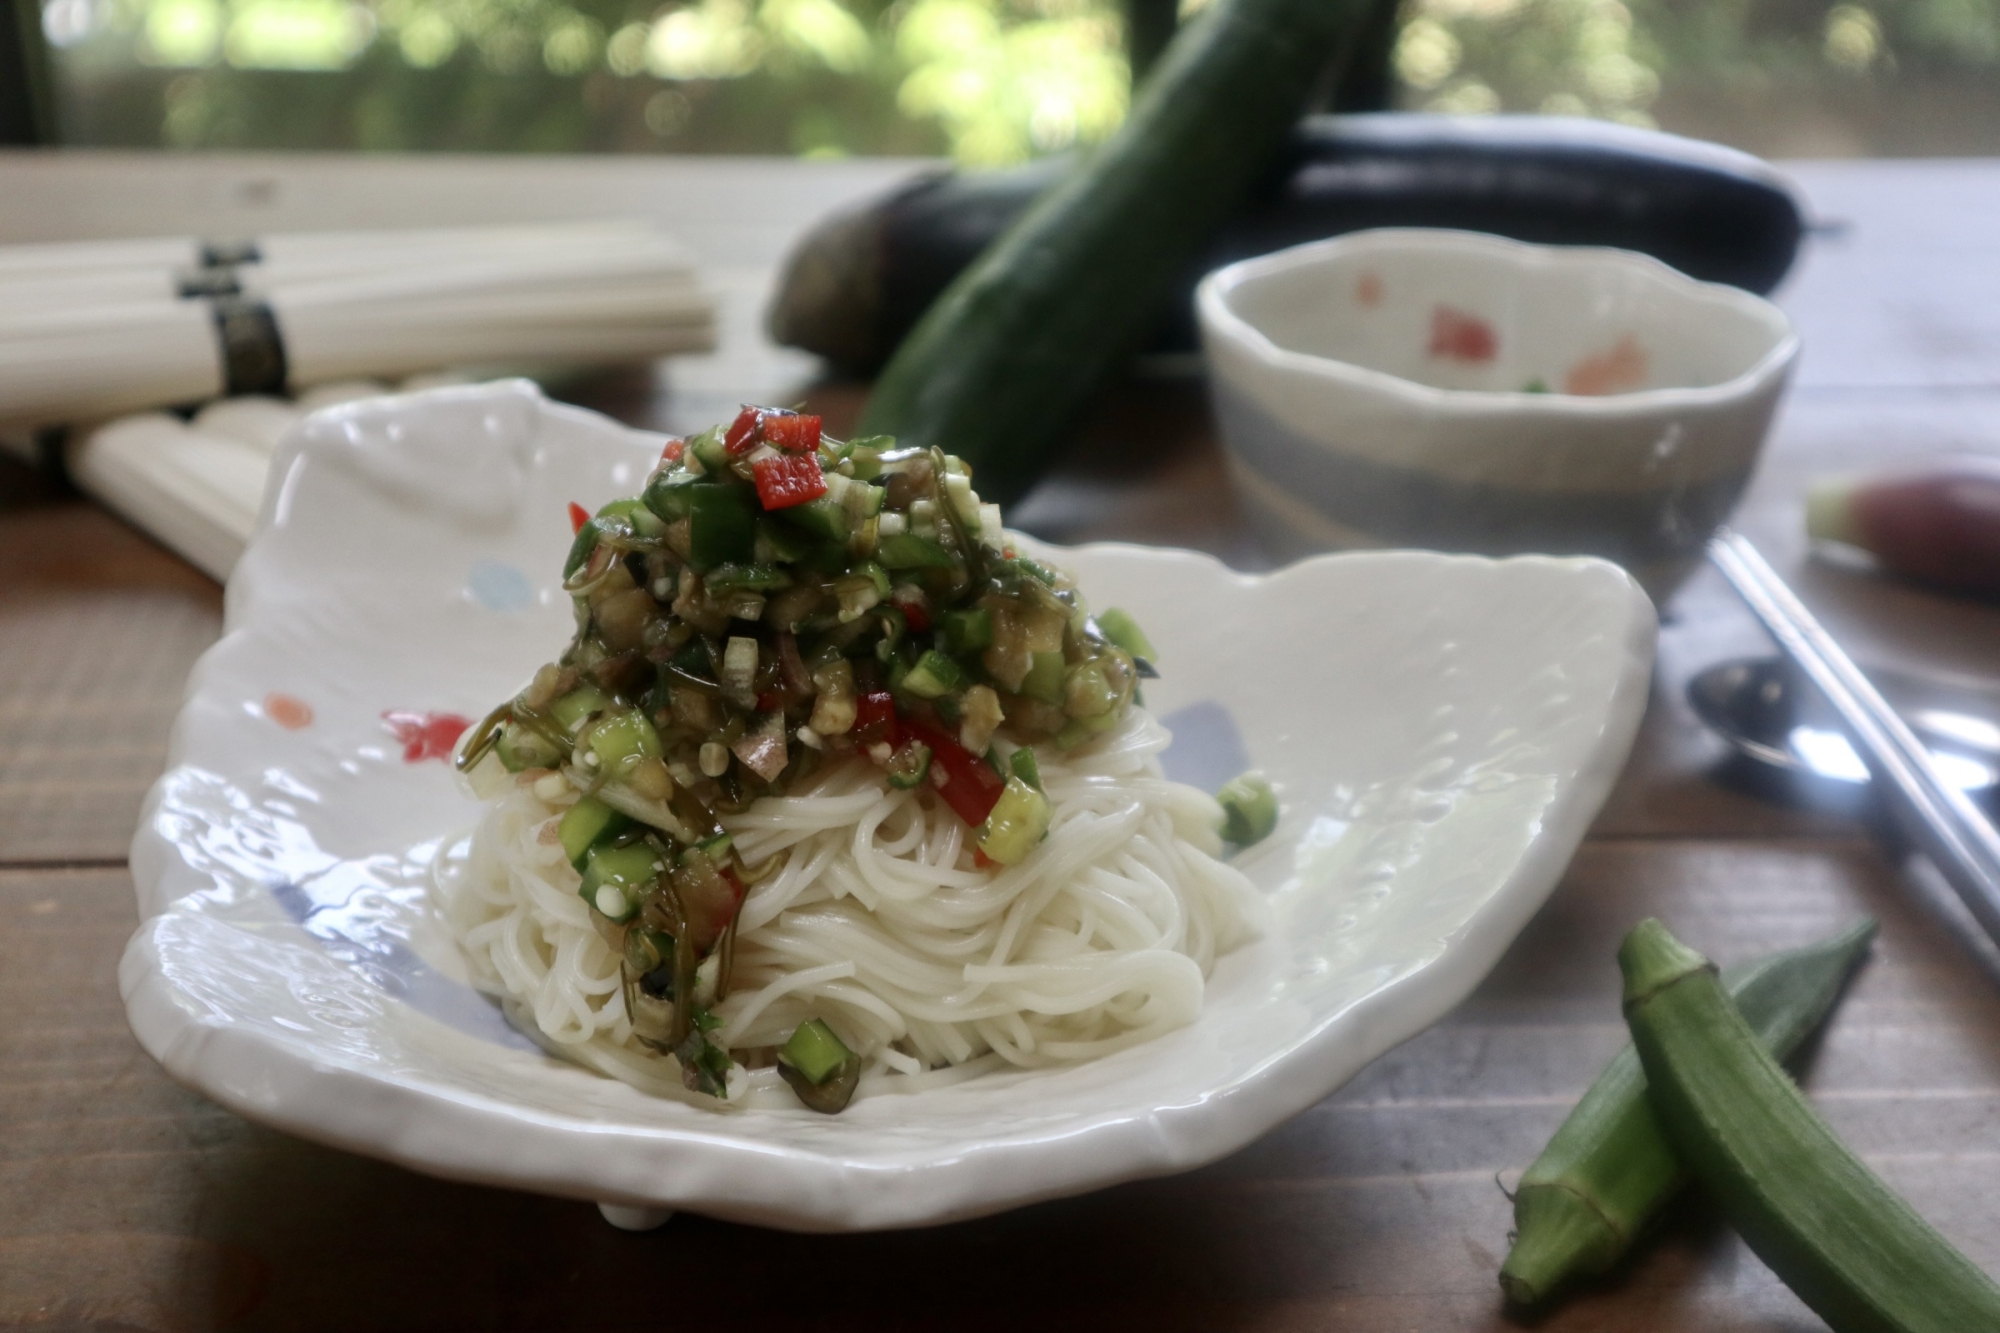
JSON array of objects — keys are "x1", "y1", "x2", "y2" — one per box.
[{"x1": 123, "y1": 380, "x2": 1655, "y2": 1233}]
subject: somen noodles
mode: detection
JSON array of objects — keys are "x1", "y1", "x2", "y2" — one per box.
[{"x1": 439, "y1": 408, "x2": 1261, "y2": 1111}]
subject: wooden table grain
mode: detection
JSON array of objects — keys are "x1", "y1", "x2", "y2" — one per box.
[{"x1": 3, "y1": 153, "x2": 2000, "y2": 1333}]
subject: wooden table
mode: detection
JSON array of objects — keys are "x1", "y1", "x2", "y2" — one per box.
[{"x1": 4, "y1": 152, "x2": 2000, "y2": 1331}]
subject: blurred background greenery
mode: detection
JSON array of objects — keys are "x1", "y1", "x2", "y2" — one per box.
[{"x1": 38, "y1": 0, "x2": 2000, "y2": 159}]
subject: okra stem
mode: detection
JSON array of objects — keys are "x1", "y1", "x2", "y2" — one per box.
[{"x1": 1501, "y1": 918, "x2": 1877, "y2": 1307}]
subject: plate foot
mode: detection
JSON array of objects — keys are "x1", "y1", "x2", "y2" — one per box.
[{"x1": 598, "y1": 1202, "x2": 674, "y2": 1231}]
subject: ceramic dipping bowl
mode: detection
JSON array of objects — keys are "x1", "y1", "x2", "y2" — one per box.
[{"x1": 1196, "y1": 228, "x2": 1800, "y2": 598}]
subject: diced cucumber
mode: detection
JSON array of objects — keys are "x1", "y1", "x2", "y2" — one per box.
[
  {"x1": 589, "y1": 709, "x2": 663, "y2": 770},
  {"x1": 1019, "y1": 651, "x2": 1066, "y2": 705},
  {"x1": 687, "y1": 424, "x2": 729, "y2": 473},
  {"x1": 844, "y1": 441, "x2": 888, "y2": 480},
  {"x1": 551, "y1": 685, "x2": 611, "y2": 732},
  {"x1": 779, "y1": 496, "x2": 849, "y2": 544},
  {"x1": 876, "y1": 533, "x2": 956, "y2": 570},
  {"x1": 779, "y1": 1018, "x2": 854, "y2": 1085},
  {"x1": 978, "y1": 777, "x2": 1051, "y2": 865},
  {"x1": 595, "y1": 498, "x2": 663, "y2": 539},
  {"x1": 1096, "y1": 608, "x2": 1156, "y2": 661},
  {"x1": 1009, "y1": 746, "x2": 1041, "y2": 791},
  {"x1": 495, "y1": 721, "x2": 564, "y2": 772},
  {"x1": 901, "y1": 649, "x2": 967, "y2": 699},
  {"x1": 579, "y1": 841, "x2": 662, "y2": 920},
  {"x1": 1218, "y1": 771, "x2": 1278, "y2": 845},
  {"x1": 642, "y1": 467, "x2": 697, "y2": 521},
  {"x1": 706, "y1": 562, "x2": 793, "y2": 592},
  {"x1": 696, "y1": 832, "x2": 734, "y2": 862},
  {"x1": 753, "y1": 516, "x2": 813, "y2": 565},
  {"x1": 942, "y1": 608, "x2": 992, "y2": 655},
  {"x1": 818, "y1": 470, "x2": 885, "y2": 523},
  {"x1": 558, "y1": 796, "x2": 630, "y2": 868}
]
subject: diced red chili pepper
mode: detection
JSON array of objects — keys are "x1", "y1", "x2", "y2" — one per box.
[
  {"x1": 855, "y1": 691, "x2": 897, "y2": 745},
  {"x1": 567, "y1": 501, "x2": 590, "y2": 534},
  {"x1": 761, "y1": 413, "x2": 821, "y2": 453},
  {"x1": 752, "y1": 452, "x2": 828, "y2": 511},
  {"x1": 897, "y1": 599, "x2": 931, "y2": 633},
  {"x1": 902, "y1": 719, "x2": 1005, "y2": 827},
  {"x1": 660, "y1": 438, "x2": 685, "y2": 464},
  {"x1": 724, "y1": 406, "x2": 762, "y2": 455},
  {"x1": 755, "y1": 689, "x2": 783, "y2": 713},
  {"x1": 973, "y1": 848, "x2": 996, "y2": 869}
]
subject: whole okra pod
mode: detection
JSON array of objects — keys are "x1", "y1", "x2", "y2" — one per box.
[
  {"x1": 1622, "y1": 919, "x2": 2000, "y2": 1332},
  {"x1": 1500, "y1": 917, "x2": 1877, "y2": 1306}
]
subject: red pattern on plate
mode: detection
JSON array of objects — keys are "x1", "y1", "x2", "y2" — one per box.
[
  {"x1": 262, "y1": 693, "x2": 313, "y2": 730},
  {"x1": 382, "y1": 710, "x2": 472, "y2": 763},
  {"x1": 1428, "y1": 306, "x2": 1497, "y2": 363}
]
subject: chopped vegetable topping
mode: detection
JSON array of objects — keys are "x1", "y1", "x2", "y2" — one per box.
[
  {"x1": 455, "y1": 407, "x2": 1147, "y2": 1106},
  {"x1": 780, "y1": 1017, "x2": 853, "y2": 1084},
  {"x1": 723, "y1": 406, "x2": 762, "y2": 455},
  {"x1": 752, "y1": 452, "x2": 829, "y2": 511},
  {"x1": 778, "y1": 1018, "x2": 861, "y2": 1113},
  {"x1": 761, "y1": 412, "x2": 821, "y2": 453},
  {"x1": 568, "y1": 501, "x2": 590, "y2": 534},
  {"x1": 1217, "y1": 771, "x2": 1278, "y2": 846},
  {"x1": 1095, "y1": 608, "x2": 1156, "y2": 662},
  {"x1": 977, "y1": 775, "x2": 1051, "y2": 865}
]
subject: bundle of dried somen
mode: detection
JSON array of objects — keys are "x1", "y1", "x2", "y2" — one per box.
[{"x1": 0, "y1": 220, "x2": 714, "y2": 429}]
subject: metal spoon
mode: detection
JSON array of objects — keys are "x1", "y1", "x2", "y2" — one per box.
[{"x1": 1689, "y1": 656, "x2": 2000, "y2": 794}]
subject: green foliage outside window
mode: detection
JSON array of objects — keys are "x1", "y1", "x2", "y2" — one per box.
[
  {"x1": 41, "y1": 0, "x2": 2000, "y2": 156},
  {"x1": 1396, "y1": 0, "x2": 2000, "y2": 153},
  {"x1": 47, "y1": 0, "x2": 1130, "y2": 158}
]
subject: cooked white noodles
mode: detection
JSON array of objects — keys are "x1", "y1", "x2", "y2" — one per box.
[{"x1": 435, "y1": 707, "x2": 1260, "y2": 1107}]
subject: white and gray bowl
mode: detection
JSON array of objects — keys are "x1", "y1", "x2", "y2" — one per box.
[{"x1": 1197, "y1": 228, "x2": 1800, "y2": 598}]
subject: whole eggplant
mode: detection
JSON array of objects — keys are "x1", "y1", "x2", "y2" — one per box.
[{"x1": 769, "y1": 113, "x2": 1805, "y2": 375}]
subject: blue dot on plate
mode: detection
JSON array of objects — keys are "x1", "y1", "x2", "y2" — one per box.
[
  {"x1": 467, "y1": 559, "x2": 534, "y2": 613},
  {"x1": 1158, "y1": 700, "x2": 1251, "y2": 793}
]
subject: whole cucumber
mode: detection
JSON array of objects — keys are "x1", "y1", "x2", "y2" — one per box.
[
  {"x1": 1622, "y1": 920, "x2": 2000, "y2": 1332},
  {"x1": 853, "y1": 0, "x2": 1382, "y2": 504},
  {"x1": 1501, "y1": 917, "x2": 1876, "y2": 1307},
  {"x1": 770, "y1": 114, "x2": 1805, "y2": 377}
]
